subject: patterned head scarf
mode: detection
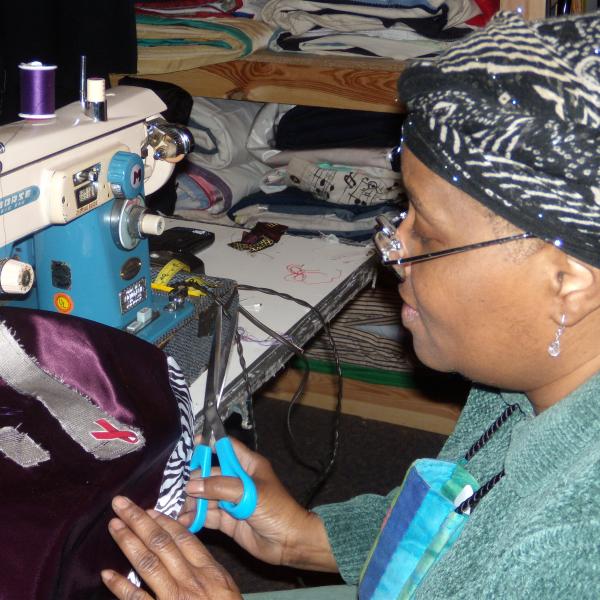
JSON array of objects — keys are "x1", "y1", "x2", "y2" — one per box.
[{"x1": 398, "y1": 11, "x2": 600, "y2": 267}]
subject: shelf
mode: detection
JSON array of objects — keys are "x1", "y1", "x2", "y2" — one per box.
[
  {"x1": 111, "y1": 0, "x2": 546, "y2": 112},
  {"x1": 112, "y1": 50, "x2": 407, "y2": 113}
]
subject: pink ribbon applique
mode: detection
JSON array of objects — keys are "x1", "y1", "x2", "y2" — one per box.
[{"x1": 91, "y1": 419, "x2": 139, "y2": 444}]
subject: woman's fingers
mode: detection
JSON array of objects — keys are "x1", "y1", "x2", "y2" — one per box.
[
  {"x1": 184, "y1": 476, "x2": 246, "y2": 533},
  {"x1": 105, "y1": 497, "x2": 242, "y2": 599},
  {"x1": 187, "y1": 474, "x2": 244, "y2": 504},
  {"x1": 147, "y1": 509, "x2": 223, "y2": 570},
  {"x1": 149, "y1": 510, "x2": 240, "y2": 594},
  {"x1": 101, "y1": 569, "x2": 153, "y2": 600},
  {"x1": 109, "y1": 497, "x2": 193, "y2": 589}
]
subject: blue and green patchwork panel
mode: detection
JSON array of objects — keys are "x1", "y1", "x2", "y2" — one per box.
[{"x1": 359, "y1": 459, "x2": 479, "y2": 600}]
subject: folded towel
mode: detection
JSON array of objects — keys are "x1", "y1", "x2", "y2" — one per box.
[{"x1": 136, "y1": 14, "x2": 274, "y2": 74}]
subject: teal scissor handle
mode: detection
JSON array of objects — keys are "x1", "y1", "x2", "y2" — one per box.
[
  {"x1": 187, "y1": 437, "x2": 257, "y2": 534},
  {"x1": 188, "y1": 444, "x2": 212, "y2": 533},
  {"x1": 214, "y1": 437, "x2": 257, "y2": 519}
]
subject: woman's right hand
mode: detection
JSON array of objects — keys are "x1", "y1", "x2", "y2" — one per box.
[{"x1": 179, "y1": 437, "x2": 338, "y2": 573}]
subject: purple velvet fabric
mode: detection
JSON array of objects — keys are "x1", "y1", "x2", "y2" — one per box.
[{"x1": 0, "y1": 308, "x2": 183, "y2": 600}]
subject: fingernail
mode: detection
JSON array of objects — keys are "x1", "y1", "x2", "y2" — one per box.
[
  {"x1": 147, "y1": 509, "x2": 160, "y2": 519},
  {"x1": 190, "y1": 471, "x2": 203, "y2": 481},
  {"x1": 101, "y1": 569, "x2": 115, "y2": 582},
  {"x1": 109, "y1": 518, "x2": 126, "y2": 531},
  {"x1": 113, "y1": 496, "x2": 130, "y2": 509}
]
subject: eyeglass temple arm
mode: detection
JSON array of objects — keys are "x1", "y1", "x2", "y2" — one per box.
[{"x1": 381, "y1": 232, "x2": 536, "y2": 267}]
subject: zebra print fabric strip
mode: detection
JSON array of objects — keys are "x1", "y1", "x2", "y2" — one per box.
[
  {"x1": 127, "y1": 357, "x2": 195, "y2": 588},
  {"x1": 155, "y1": 356, "x2": 195, "y2": 519},
  {"x1": 398, "y1": 11, "x2": 600, "y2": 267}
]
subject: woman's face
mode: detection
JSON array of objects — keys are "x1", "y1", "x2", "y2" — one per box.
[{"x1": 398, "y1": 148, "x2": 555, "y2": 391}]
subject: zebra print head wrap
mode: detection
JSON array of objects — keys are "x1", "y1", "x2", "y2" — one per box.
[{"x1": 398, "y1": 11, "x2": 600, "y2": 267}]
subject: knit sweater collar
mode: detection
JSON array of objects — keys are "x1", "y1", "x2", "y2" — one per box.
[{"x1": 501, "y1": 371, "x2": 600, "y2": 498}]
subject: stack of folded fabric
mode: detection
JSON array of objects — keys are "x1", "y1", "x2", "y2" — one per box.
[
  {"x1": 133, "y1": 0, "x2": 497, "y2": 73},
  {"x1": 175, "y1": 98, "x2": 290, "y2": 213},
  {"x1": 134, "y1": 2, "x2": 274, "y2": 75},
  {"x1": 260, "y1": 0, "x2": 487, "y2": 59},
  {"x1": 298, "y1": 283, "x2": 415, "y2": 387},
  {"x1": 175, "y1": 100, "x2": 406, "y2": 241},
  {"x1": 227, "y1": 106, "x2": 405, "y2": 240}
]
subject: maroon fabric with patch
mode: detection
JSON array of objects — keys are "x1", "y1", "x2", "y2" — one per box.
[{"x1": 0, "y1": 308, "x2": 183, "y2": 600}]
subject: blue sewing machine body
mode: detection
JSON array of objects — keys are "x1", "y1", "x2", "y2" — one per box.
[
  {"x1": 7, "y1": 192, "x2": 194, "y2": 344},
  {"x1": 0, "y1": 86, "x2": 195, "y2": 344}
]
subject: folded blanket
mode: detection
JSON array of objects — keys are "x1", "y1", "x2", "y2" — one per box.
[
  {"x1": 275, "y1": 106, "x2": 404, "y2": 150},
  {"x1": 260, "y1": 0, "x2": 480, "y2": 38},
  {"x1": 136, "y1": 14, "x2": 274, "y2": 74},
  {"x1": 265, "y1": 147, "x2": 391, "y2": 169},
  {"x1": 273, "y1": 29, "x2": 454, "y2": 58},
  {"x1": 176, "y1": 159, "x2": 270, "y2": 213},
  {"x1": 228, "y1": 188, "x2": 402, "y2": 239},
  {"x1": 301, "y1": 285, "x2": 413, "y2": 385},
  {"x1": 187, "y1": 97, "x2": 265, "y2": 169}
]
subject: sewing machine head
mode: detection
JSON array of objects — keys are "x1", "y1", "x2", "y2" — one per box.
[{"x1": 0, "y1": 85, "x2": 195, "y2": 343}]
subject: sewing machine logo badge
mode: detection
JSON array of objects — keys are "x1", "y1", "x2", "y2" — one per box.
[
  {"x1": 54, "y1": 293, "x2": 74, "y2": 314},
  {"x1": 131, "y1": 165, "x2": 142, "y2": 188},
  {"x1": 0, "y1": 185, "x2": 39, "y2": 216}
]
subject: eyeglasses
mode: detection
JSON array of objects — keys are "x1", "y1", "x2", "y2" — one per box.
[{"x1": 374, "y1": 213, "x2": 536, "y2": 281}]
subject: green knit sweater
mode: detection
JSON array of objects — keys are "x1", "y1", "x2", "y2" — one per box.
[{"x1": 313, "y1": 372, "x2": 600, "y2": 598}]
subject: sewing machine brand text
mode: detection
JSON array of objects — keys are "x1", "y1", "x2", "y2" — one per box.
[{"x1": 0, "y1": 186, "x2": 39, "y2": 216}]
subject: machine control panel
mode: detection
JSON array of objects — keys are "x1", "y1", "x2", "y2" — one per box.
[
  {"x1": 45, "y1": 145, "x2": 128, "y2": 224},
  {"x1": 72, "y1": 163, "x2": 101, "y2": 209}
]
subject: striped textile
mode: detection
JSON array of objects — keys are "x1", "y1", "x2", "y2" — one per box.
[
  {"x1": 301, "y1": 286, "x2": 414, "y2": 383},
  {"x1": 136, "y1": 14, "x2": 274, "y2": 74}
]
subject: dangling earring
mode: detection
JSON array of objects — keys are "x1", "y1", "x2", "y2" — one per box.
[{"x1": 548, "y1": 314, "x2": 566, "y2": 358}]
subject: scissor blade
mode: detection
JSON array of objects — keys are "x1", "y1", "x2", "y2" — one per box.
[
  {"x1": 204, "y1": 301, "x2": 232, "y2": 405},
  {"x1": 203, "y1": 305, "x2": 220, "y2": 410},
  {"x1": 212, "y1": 303, "x2": 224, "y2": 402}
]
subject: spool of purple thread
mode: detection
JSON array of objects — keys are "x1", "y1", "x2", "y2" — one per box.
[{"x1": 19, "y1": 61, "x2": 57, "y2": 120}]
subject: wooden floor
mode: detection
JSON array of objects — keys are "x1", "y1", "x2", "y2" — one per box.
[{"x1": 260, "y1": 366, "x2": 465, "y2": 436}]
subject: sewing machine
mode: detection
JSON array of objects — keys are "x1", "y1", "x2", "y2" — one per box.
[{"x1": 0, "y1": 85, "x2": 200, "y2": 344}]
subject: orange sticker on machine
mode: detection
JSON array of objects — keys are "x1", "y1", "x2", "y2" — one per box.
[{"x1": 54, "y1": 293, "x2": 74, "y2": 314}]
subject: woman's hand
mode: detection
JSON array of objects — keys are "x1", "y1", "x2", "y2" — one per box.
[
  {"x1": 102, "y1": 496, "x2": 241, "y2": 600},
  {"x1": 180, "y1": 438, "x2": 338, "y2": 573}
]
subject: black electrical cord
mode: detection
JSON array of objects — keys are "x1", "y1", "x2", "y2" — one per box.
[
  {"x1": 237, "y1": 284, "x2": 344, "y2": 507},
  {"x1": 232, "y1": 323, "x2": 259, "y2": 452},
  {"x1": 239, "y1": 304, "x2": 315, "y2": 473},
  {"x1": 185, "y1": 279, "x2": 344, "y2": 507}
]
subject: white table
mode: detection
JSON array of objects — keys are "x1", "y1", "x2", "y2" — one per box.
[{"x1": 185, "y1": 221, "x2": 377, "y2": 422}]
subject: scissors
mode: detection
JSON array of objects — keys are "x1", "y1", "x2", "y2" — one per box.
[{"x1": 188, "y1": 301, "x2": 257, "y2": 534}]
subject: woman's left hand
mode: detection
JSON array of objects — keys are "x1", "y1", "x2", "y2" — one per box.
[{"x1": 101, "y1": 495, "x2": 242, "y2": 600}]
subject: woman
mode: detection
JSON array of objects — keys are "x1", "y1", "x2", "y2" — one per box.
[{"x1": 100, "y1": 9, "x2": 600, "y2": 599}]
